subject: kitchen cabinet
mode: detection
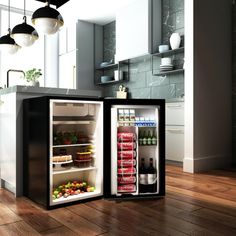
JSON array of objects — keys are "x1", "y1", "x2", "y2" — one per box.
[
  {"x1": 0, "y1": 93, "x2": 17, "y2": 193},
  {"x1": 59, "y1": 24, "x2": 77, "y2": 55},
  {"x1": 59, "y1": 51, "x2": 76, "y2": 89},
  {"x1": 57, "y1": 20, "x2": 97, "y2": 90},
  {"x1": 166, "y1": 102, "x2": 184, "y2": 162},
  {"x1": 116, "y1": 0, "x2": 161, "y2": 61}
]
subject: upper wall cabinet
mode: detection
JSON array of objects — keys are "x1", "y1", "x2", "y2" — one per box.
[
  {"x1": 116, "y1": 0, "x2": 161, "y2": 61},
  {"x1": 59, "y1": 24, "x2": 77, "y2": 55}
]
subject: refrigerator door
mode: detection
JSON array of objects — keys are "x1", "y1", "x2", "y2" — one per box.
[
  {"x1": 104, "y1": 99, "x2": 165, "y2": 199},
  {"x1": 49, "y1": 99, "x2": 104, "y2": 207}
]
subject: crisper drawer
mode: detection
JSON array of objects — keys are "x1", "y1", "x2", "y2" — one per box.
[
  {"x1": 166, "y1": 125, "x2": 184, "y2": 162},
  {"x1": 166, "y1": 102, "x2": 184, "y2": 125}
]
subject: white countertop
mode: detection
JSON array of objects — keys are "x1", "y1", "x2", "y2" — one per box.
[{"x1": 0, "y1": 85, "x2": 102, "y2": 97}]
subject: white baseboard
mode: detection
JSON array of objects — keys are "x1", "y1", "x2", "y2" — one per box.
[
  {"x1": 183, "y1": 155, "x2": 232, "y2": 173},
  {"x1": 0, "y1": 179, "x2": 16, "y2": 195}
]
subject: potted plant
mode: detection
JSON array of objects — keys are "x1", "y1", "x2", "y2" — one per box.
[{"x1": 24, "y1": 68, "x2": 42, "y2": 87}]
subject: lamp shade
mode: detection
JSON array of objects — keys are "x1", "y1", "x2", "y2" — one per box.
[
  {"x1": 0, "y1": 34, "x2": 20, "y2": 54},
  {"x1": 32, "y1": 6, "x2": 64, "y2": 35},
  {"x1": 11, "y1": 22, "x2": 39, "y2": 47}
]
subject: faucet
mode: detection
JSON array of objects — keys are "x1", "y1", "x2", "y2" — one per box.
[{"x1": 7, "y1": 69, "x2": 25, "y2": 88}]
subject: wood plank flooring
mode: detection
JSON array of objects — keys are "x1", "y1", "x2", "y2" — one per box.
[{"x1": 1, "y1": 164, "x2": 236, "y2": 235}]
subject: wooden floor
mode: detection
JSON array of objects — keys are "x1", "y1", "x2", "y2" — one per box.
[{"x1": 1, "y1": 165, "x2": 236, "y2": 236}]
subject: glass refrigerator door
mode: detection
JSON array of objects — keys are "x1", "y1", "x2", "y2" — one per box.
[
  {"x1": 111, "y1": 105, "x2": 160, "y2": 196},
  {"x1": 49, "y1": 99, "x2": 103, "y2": 206}
]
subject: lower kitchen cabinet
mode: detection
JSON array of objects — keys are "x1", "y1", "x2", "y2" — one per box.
[
  {"x1": 166, "y1": 125, "x2": 184, "y2": 162},
  {"x1": 166, "y1": 102, "x2": 184, "y2": 162}
]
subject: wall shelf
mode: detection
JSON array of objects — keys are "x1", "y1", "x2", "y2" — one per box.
[
  {"x1": 95, "y1": 64, "x2": 118, "y2": 71},
  {"x1": 151, "y1": 47, "x2": 184, "y2": 76},
  {"x1": 95, "y1": 60, "x2": 129, "y2": 85},
  {"x1": 152, "y1": 47, "x2": 184, "y2": 57},
  {"x1": 153, "y1": 69, "x2": 184, "y2": 76},
  {"x1": 96, "y1": 80, "x2": 126, "y2": 86}
]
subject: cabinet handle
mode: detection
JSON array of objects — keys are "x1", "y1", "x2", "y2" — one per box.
[
  {"x1": 166, "y1": 104, "x2": 183, "y2": 108},
  {"x1": 166, "y1": 128, "x2": 183, "y2": 133},
  {"x1": 73, "y1": 65, "x2": 76, "y2": 89}
]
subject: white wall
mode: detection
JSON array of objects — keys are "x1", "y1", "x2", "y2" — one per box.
[{"x1": 184, "y1": 0, "x2": 232, "y2": 172}]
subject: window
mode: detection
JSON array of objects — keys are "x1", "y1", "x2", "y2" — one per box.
[{"x1": 0, "y1": 8, "x2": 45, "y2": 87}]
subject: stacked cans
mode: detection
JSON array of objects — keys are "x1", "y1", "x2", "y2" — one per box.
[{"x1": 117, "y1": 132, "x2": 137, "y2": 193}]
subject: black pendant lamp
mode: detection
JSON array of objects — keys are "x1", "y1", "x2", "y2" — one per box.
[
  {"x1": 0, "y1": 0, "x2": 20, "y2": 54},
  {"x1": 32, "y1": 0, "x2": 64, "y2": 35},
  {"x1": 11, "y1": 0, "x2": 39, "y2": 47}
]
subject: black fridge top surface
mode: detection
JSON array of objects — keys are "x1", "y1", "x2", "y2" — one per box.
[{"x1": 24, "y1": 96, "x2": 165, "y2": 105}]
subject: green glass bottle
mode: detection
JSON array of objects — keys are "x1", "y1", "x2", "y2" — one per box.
[
  {"x1": 142, "y1": 130, "x2": 147, "y2": 145},
  {"x1": 151, "y1": 130, "x2": 157, "y2": 145},
  {"x1": 147, "y1": 130, "x2": 152, "y2": 145},
  {"x1": 138, "y1": 130, "x2": 143, "y2": 146}
]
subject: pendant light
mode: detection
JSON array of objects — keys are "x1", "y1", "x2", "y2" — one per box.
[
  {"x1": 0, "y1": 0, "x2": 20, "y2": 54},
  {"x1": 11, "y1": 0, "x2": 39, "y2": 47},
  {"x1": 32, "y1": 0, "x2": 64, "y2": 35}
]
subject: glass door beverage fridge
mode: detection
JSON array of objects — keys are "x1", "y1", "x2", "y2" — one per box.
[
  {"x1": 23, "y1": 97, "x2": 165, "y2": 209},
  {"x1": 104, "y1": 99, "x2": 165, "y2": 199}
]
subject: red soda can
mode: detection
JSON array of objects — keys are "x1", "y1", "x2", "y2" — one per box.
[
  {"x1": 117, "y1": 133, "x2": 136, "y2": 142},
  {"x1": 117, "y1": 151, "x2": 136, "y2": 159},
  {"x1": 117, "y1": 142, "x2": 136, "y2": 150}
]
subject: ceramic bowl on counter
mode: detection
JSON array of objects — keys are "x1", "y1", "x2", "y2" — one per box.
[
  {"x1": 101, "y1": 76, "x2": 113, "y2": 83},
  {"x1": 158, "y1": 44, "x2": 169, "y2": 53}
]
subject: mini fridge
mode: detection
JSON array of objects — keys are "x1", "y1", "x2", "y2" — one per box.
[{"x1": 23, "y1": 97, "x2": 165, "y2": 209}]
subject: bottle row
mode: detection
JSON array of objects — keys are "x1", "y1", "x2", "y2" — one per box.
[{"x1": 139, "y1": 129, "x2": 157, "y2": 146}]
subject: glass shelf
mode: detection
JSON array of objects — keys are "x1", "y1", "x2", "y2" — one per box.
[
  {"x1": 52, "y1": 143, "x2": 93, "y2": 148},
  {"x1": 53, "y1": 166, "x2": 97, "y2": 175}
]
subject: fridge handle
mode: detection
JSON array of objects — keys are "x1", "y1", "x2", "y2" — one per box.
[{"x1": 73, "y1": 65, "x2": 76, "y2": 89}]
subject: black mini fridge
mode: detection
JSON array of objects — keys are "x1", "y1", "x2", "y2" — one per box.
[{"x1": 23, "y1": 97, "x2": 165, "y2": 209}]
